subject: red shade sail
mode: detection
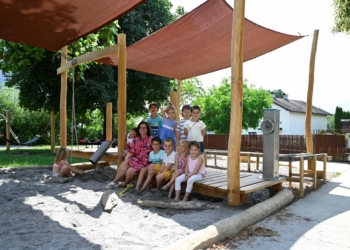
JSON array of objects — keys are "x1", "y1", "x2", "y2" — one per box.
[
  {"x1": 0, "y1": 0, "x2": 146, "y2": 51},
  {"x1": 98, "y1": 0, "x2": 304, "y2": 80}
]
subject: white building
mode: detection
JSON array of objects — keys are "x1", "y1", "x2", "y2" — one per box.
[{"x1": 243, "y1": 95, "x2": 332, "y2": 135}]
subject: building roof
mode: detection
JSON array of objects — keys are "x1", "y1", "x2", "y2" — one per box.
[
  {"x1": 98, "y1": 0, "x2": 304, "y2": 80},
  {"x1": 273, "y1": 97, "x2": 332, "y2": 116},
  {"x1": 0, "y1": 0, "x2": 146, "y2": 51}
]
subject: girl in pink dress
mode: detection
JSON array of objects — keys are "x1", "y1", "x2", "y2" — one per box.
[
  {"x1": 161, "y1": 140, "x2": 190, "y2": 198},
  {"x1": 174, "y1": 141, "x2": 206, "y2": 201}
]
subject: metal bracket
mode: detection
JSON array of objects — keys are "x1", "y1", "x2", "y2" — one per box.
[{"x1": 71, "y1": 58, "x2": 78, "y2": 66}]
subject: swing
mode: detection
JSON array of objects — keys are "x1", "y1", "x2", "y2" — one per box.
[{"x1": 0, "y1": 113, "x2": 50, "y2": 145}]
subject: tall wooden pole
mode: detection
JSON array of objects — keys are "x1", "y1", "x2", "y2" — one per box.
[
  {"x1": 305, "y1": 29, "x2": 319, "y2": 170},
  {"x1": 305, "y1": 29, "x2": 319, "y2": 152},
  {"x1": 177, "y1": 80, "x2": 182, "y2": 121},
  {"x1": 118, "y1": 34, "x2": 127, "y2": 166},
  {"x1": 106, "y1": 102, "x2": 113, "y2": 141},
  {"x1": 6, "y1": 110, "x2": 10, "y2": 151},
  {"x1": 60, "y1": 46, "x2": 68, "y2": 148},
  {"x1": 50, "y1": 110, "x2": 55, "y2": 153},
  {"x1": 227, "y1": 0, "x2": 245, "y2": 206}
]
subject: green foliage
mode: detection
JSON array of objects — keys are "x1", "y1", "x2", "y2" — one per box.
[
  {"x1": 332, "y1": 0, "x2": 350, "y2": 34},
  {"x1": 272, "y1": 89, "x2": 287, "y2": 98},
  {"x1": 334, "y1": 106, "x2": 343, "y2": 130},
  {"x1": 0, "y1": 86, "x2": 56, "y2": 145},
  {"x1": 195, "y1": 78, "x2": 273, "y2": 134},
  {"x1": 171, "y1": 78, "x2": 206, "y2": 105},
  {"x1": 327, "y1": 115, "x2": 334, "y2": 130}
]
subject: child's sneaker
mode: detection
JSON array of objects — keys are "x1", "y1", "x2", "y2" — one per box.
[{"x1": 105, "y1": 181, "x2": 117, "y2": 189}]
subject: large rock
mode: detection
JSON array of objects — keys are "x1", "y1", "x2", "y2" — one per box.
[{"x1": 101, "y1": 190, "x2": 119, "y2": 213}]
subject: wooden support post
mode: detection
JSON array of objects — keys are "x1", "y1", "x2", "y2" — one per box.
[
  {"x1": 60, "y1": 46, "x2": 68, "y2": 148},
  {"x1": 105, "y1": 102, "x2": 113, "y2": 166},
  {"x1": 256, "y1": 156, "x2": 260, "y2": 170},
  {"x1": 227, "y1": 0, "x2": 245, "y2": 206},
  {"x1": 247, "y1": 153, "x2": 251, "y2": 172},
  {"x1": 106, "y1": 103, "x2": 112, "y2": 141},
  {"x1": 312, "y1": 155, "x2": 317, "y2": 190},
  {"x1": 118, "y1": 34, "x2": 127, "y2": 167},
  {"x1": 323, "y1": 153, "x2": 327, "y2": 183},
  {"x1": 305, "y1": 30, "x2": 319, "y2": 170},
  {"x1": 50, "y1": 110, "x2": 55, "y2": 153},
  {"x1": 170, "y1": 90, "x2": 177, "y2": 109},
  {"x1": 177, "y1": 80, "x2": 182, "y2": 121},
  {"x1": 6, "y1": 110, "x2": 10, "y2": 151},
  {"x1": 299, "y1": 156, "x2": 304, "y2": 197}
]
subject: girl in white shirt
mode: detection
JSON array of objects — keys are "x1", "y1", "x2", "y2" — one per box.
[{"x1": 184, "y1": 105, "x2": 206, "y2": 152}]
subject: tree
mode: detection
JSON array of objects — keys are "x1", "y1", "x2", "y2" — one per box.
[
  {"x1": 327, "y1": 116, "x2": 334, "y2": 130},
  {"x1": 273, "y1": 89, "x2": 287, "y2": 98},
  {"x1": 170, "y1": 78, "x2": 206, "y2": 105},
  {"x1": 332, "y1": 0, "x2": 350, "y2": 34},
  {"x1": 195, "y1": 78, "x2": 273, "y2": 134},
  {"x1": 334, "y1": 106, "x2": 343, "y2": 130}
]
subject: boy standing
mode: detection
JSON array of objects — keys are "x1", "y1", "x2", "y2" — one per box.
[
  {"x1": 175, "y1": 104, "x2": 192, "y2": 144},
  {"x1": 146, "y1": 102, "x2": 163, "y2": 137}
]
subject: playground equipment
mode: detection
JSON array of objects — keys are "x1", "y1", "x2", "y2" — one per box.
[
  {"x1": 260, "y1": 109, "x2": 281, "y2": 180},
  {"x1": 89, "y1": 140, "x2": 114, "y2": 165},
  {"x1": 0, "y1": 113, "x2": 50, "y2": 146}
]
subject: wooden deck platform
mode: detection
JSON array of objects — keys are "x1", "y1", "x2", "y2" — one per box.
[
  {"x1": 66, "y1": 148, "x2": 119, "y2": 164},
  {"x1": 192, "y1": 169, "x2": 284, "y2": 202}
]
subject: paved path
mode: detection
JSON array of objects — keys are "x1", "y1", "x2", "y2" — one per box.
[{"x1": 236, "y1": 162, "x2": 350, "y2": 249}]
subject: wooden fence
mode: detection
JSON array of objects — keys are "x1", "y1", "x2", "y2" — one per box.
[{"x1": 204, "y1": 134, "x2": 348, "y2": 162}]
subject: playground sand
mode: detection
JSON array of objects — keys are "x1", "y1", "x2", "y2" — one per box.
[
  {"x1": 0, "y1": 166, "x2": 244, "y2": 250},
  {"x1": 0, "y1": 157, "x2": 339, "y2": 249}
]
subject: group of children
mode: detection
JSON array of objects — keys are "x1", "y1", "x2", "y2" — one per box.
[
  {"x1": 52, "y1": 102, "x2": 207, "y2": 201},
  {"x1": 122, "y1": 102, "x2": 207, "y2": 200}
]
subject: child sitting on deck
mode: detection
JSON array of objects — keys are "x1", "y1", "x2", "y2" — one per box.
[
  {"x1": 135, "y1": 137, "x2": 164, "y2": 193},
  {"x1": 174, "y1": 141, "x2": 206, "y2": 201},
  {"x1": 137, "y1": 137, "x2": 176, "y2": 194},
  {"x1": 122, "y1": 127, "x2": 138, "y2": 161},
  {"x1": 161, "y1": 139, "x2": 190, "y2": 198},
  {"x1": 52, "y1": 148, "x2": 84, "y2": 179}
]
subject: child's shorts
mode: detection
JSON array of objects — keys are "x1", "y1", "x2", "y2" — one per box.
[{"x1": 154, "y1": 165, "x2": 174, "y2": 182}]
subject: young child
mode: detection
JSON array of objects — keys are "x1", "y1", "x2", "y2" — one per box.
[
  {"x1": 161, "y1": 139, "x2": 190, "y2": 198},
  {"x1": 135, "y1": 137, "x2": 164, "y2": 193},
  {"x1": 174, "y1": 141, "x2": 206, "y2": 201},
  {"x1": 122, "y1": 127, "x2": 137, "y2": 161},
  {"x1": 52, "y1": 148, "x2": 84, "y2": 179},
  {"x1": 175, "y1": 104, "x2": 192, "y2": 143},
  {"x1": 138, "y1": 137, "x2": 176, "y2": 194},
  {"x1": 184, "y1": 105, "x2": 206, "y2": 153},
  {"x1": 159, "y1": 102, "x2": 177, "y2": 148},
  {"x1": 147, "y1": 102, "x2": 163, "y2": 137}
]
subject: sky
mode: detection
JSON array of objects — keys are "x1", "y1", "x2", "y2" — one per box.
[{"x1": 170, "y1": 0, "x2": 350, "y2": 114}]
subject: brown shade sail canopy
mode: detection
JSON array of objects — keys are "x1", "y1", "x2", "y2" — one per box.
[
  {"x1": 0, "y1": 0, "x2": 146, "y2": 52},
  {"x1": 98, "y1": 0, "x2": 304, "y2": 80}
]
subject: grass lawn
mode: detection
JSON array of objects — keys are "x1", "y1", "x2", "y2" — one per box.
[{"x1": 0, "y1": 145, "x2": 87, "y2": 168}]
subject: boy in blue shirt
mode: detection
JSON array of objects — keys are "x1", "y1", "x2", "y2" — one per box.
[{"x1": 146, "y1": 102, "x2": 163, "y2": 137}]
